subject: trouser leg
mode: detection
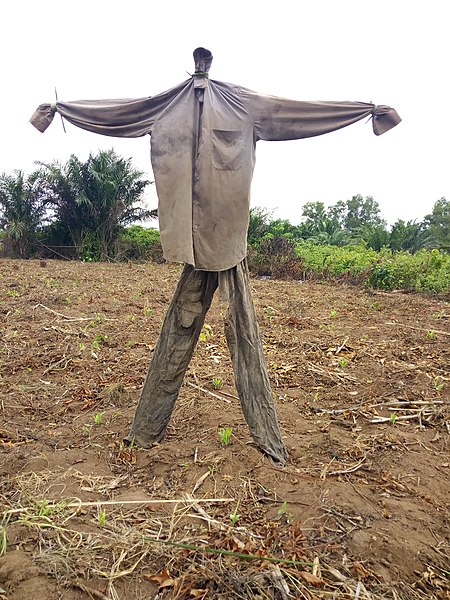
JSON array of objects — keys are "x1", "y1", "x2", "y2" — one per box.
[
  {"x1": 126, "y1": 265, "x2": 218, "y2": 447},
  {"x1": 223, "y1": 260, "x2": 288, "y2": 465}
]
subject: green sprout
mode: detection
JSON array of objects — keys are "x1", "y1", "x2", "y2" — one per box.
[
  {"x1": 98, "y1": 508, "x2": 107, "y2": 527},
  {"x1": 264, "y1": 306, "x2": 277, "y2": 321},
  {"x1": 200, "y1": 324, "x2": 212, "y2": 342},
  {"x1": 143, "y1": 306, "x2": 153, "y2": 317},
  {"x1": 218, "y1": 427, "x2": 233, "y2": 446},
  {"x1": 93, "y1": 412, "x2": 105, "y2": 426},
  {"x1": 92, "y1": 334, "x2": 108, "y2": 350},
  {"x1": 83, "y1": 423, "x2": 92, "y2": 435},
  {"x1": 212, "y1": 377, "x2": 223, "y2": 390},
  {"x1": 0, "y1": 513, "x2": 11, "y2": 556},
  {"x1": 278, "y1": 500, "x2": 288, "y2": 516},
  {"x1": 434, "y1": 378, "x2": 444, "y2": 392},
  {"x1": 230, "y1": 501, "x2": 240, "y2": 526},
  {"x1": 339, "y1": 358, "x2": 348, "y2": 368},
  {"x1": 389, "y1": 412, "x2": 398, "y2": 425},
  {"x1": 277, "y1": 500, "x2": 293, "y2": 523}
]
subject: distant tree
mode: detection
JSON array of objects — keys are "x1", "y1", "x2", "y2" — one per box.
[
  {"x1": 247, "y1": 206, "x2": 274, "y2": 246},
  {"x1": 358, "y1": 223, "x2": 390, "y2": 251},
  {"x1": 300, "y1": 201, "x2": 350, "y2": 245},
  {"x1": 300, "y1": 201, "x2": 328, "y2": 233},
  {"x1": 423, "y1": 197, "x2": 450, "y2": 251},
  {"x1": 0, "y1": 170, "x2": 48, "y2": 257},
  {"x1": 343, "y1": 194, "x2": 384, "y2": 233},
  {"x1": 39, "y1": 150, "x2": 152, "y2": 259},
  {"x1": 389, "y1": 219, "x2": 433, "y2": 253}
]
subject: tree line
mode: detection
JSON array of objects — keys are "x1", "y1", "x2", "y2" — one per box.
[
  {"x1": 248, "y1": 196, "x2": 450, "y2": 254},
  {"x1": 1, "y1": 149, "x2": 449, "y2": 260},
  {"x1": 0, "y1": 149, "x2": 157, "y2": 260}
]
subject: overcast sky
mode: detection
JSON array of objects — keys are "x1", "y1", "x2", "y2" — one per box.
[{"x1": 2, "y1": 0, "x2": 448, "y2": 226}]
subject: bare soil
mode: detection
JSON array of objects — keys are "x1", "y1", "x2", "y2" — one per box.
[{"x1": 0, "y1": 259, "x2": 449, "y2": 600}]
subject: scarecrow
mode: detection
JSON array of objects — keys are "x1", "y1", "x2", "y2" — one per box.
[{"x1": 31, "y1": 48, "x2": 401, "y2": 465}]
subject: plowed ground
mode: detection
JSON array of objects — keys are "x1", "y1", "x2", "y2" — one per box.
[{"x1": 0, "y1": 259, "x2": 449, "y2": 599}]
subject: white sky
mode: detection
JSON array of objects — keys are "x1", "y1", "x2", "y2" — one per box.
[{"x1": 2, "y1": 0, "x2": 448, "y2": 226}]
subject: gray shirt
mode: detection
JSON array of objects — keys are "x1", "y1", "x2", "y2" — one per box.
[{"x1": 30, "y1": 52, "x2": 401, "y2": 271}]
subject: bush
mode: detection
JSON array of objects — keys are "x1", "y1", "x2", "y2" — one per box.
[
  {"x1": 367, "y1": 248, "x2": 450, "y2": 292},
  {"x1": 292, "y1": 242, "x2": 450, "y2": 293},
  {"x1": 247, "y1": 236, "x2": 305, "y2": 279},
  {"x1": 294, "y1": 242, "x2": 379, "y2": 282},
  {"x1": 117, "y1": 225, "x2": 163, "y2": 262}
]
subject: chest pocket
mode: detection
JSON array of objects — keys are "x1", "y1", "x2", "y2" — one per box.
[{"x1": 211, "y1": 129, "x2": 245, "y2": 171}]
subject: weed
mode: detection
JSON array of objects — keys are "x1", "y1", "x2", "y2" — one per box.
[
  {"x1": 339, "y1": 358, "x2": 348, "y2": 368},
  {"x1": 98, "y1": 508, "x2": 107, "y2": 527},
  {"x1": 389, "y1": 412, "x2": 398, "y2": 425},
  {"x1": 92, "y1": 334, "x2": 108, "y2": 350},
  {"x1": 93, "y1": 412, "x2": 105, "y2": 426},
  {"x1": 212, "y1": 377, "x2": 223, "y2": 390},
  {"x1": 330, "y1": 309, "x2": 337, "y2": 317},
  {"x1": 218, "y1": 427, "x2": 233, "y2": 446},
  {"x1": 277, "y1": 500, "x2": 293, "y2": 523},
  {"x1": 0, "y1": 513, "x2": 11, "y2": 556},
  {"x1": 84, "y1": 313, "x2": 103, "y2": 330},
  {"x1": 434, "y1": 378, "x2": 444, "y2": 392},
  {"x1": 426, "y1": 330, "x2": 437, "y2": 340},
  {"x1": 32, "y1": 498, "x2": 60, "y2": 517},
  {"x1": 7, "y1": 289, "x2": 19, "y2": 298},
  {"x1": 264, "y1": 306, "x2": 277, "y2": 321},
  {"x1": 229, "y1": 501, "x2": 240, "y2": 526},
  {"x1": 143, "y1": 306, "x2": 153, "y2": 317},
  {"x1": 200, "y1": 324, "x2": 212, "y2": 342},
  {"x1": 83, "y1": 424, "x2": 92, "y2": 435},
  {"x1": 79, "y1": 342, "x2": 87, "y2": 352},
  {"x1": 370, "y1": 301, "x2": 381, "y2": 311}
]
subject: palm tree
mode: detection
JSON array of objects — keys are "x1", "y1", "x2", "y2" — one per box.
[
  {"x1": 40, "y1": 150, "x2": 152, "y2": 259},
  {"x1": 389, "y1": 219, "x2": 434, "y2": 253},
  {"x1": 0, "y1": 170, "x2": 48, "y2": 257}
]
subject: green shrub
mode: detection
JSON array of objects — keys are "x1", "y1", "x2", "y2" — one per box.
[
  {"x1": 247, "y1": 236, "x2": 304, "y2": 279},
  {"x1": 118, "y1": 225, "x2": 163, "y2": 262},
  {"x1": 288, "y1": 242, "x2": 450, "y2": 293}
]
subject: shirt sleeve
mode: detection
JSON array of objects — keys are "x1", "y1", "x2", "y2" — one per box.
[
  {"x1": 29, "y1": 82, "x2": 187, "y2": 137},
  {"x1": 238, "y1": 86, "x2": 401, "y2": 141}
]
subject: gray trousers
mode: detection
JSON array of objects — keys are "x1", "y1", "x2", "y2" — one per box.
[{"x1": 126, "y1": 260, "x2": 287, "y2": 464}]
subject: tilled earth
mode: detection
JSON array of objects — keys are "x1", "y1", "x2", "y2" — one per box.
[{"x1": 0, "y1": 259, "x2": 449, "y2": 599}]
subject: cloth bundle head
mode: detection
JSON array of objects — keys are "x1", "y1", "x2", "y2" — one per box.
[{"x1": 193, "y1": 47, "x2": 213, "y2": 74}]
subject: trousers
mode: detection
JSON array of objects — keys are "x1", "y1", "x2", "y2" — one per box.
[{"x1": 125, "y1": 260, "x2": 287, "y2": 464}]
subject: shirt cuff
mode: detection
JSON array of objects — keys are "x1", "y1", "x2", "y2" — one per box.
[
  {"x1": 29, "y1": 104, "x2": 57, "y2": 133},
  {"x1": 372, "y1": 105, "x2": 402, "y2": 136}
]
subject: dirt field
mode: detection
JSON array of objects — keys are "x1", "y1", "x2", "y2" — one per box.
[{"x1": 1, "y1": 259, "x2": 449, "y2": 600}]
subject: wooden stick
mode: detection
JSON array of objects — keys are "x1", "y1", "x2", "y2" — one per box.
[
  {"x1": 4, "y1": 497, "x2": 235, "y2": 516},
  {"x1": 186, "y1": 381, "x2": 232, "y2": 403},
  {"x1": 370, "y1": 414, "x2": 424, "y2": 424},
  {"x1": 385, "y1": 322, "x2": 450, "y2": 337},
  {"x1": 33, "y1": 303, "x2": 116, "y2": 322}
]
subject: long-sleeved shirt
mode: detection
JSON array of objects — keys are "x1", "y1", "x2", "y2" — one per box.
[{"x1": 30, "y1": 51, "x2": 401, "y2": 271}]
